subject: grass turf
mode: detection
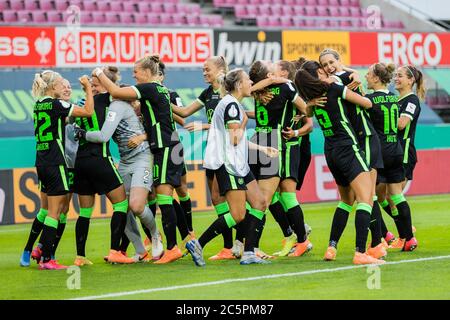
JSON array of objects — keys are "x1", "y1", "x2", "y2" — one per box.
[{"x1": 1, "y1": 194, "x2": 449, "y2": 300}]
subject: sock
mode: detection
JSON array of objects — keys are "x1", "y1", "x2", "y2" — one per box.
[
  {"x1": 179, "y1": 194, "x2": 193, "y2": 232},
  {"x1": 51, "y1": 213, "x2": 67, "y2": 257},
  {"x1": 379, "y1": 214, "x2": 389, "y2": 238},
  {"x1": 24, "y1": 208, "x2": 48, "y2": 251},
  {"x1": 158, "y1": 194, "x2": 177, "y2": 250},
  {"x1": 119, "y1": 233, "x2": 130, "y2": 253},
  {"x1": 269, "y1": 192, "x2": 292, "y2": 237},
  {"x1": 148, "y1": 199, "x2": 157, "y2": 218},
  {"x1": 215, "y1": 202, "x2": 233, "y2": 249},
  {"x1": 355, "y1": 203, "x2": 372, "y2": 253},
  {"x1": 280, "y1": 192, "x2": 307, "y2": 243},
  {"x1": 391, "y1": 194, "x2": 414, "y2": 241},
  {"x1": 75, "y1": 207, "x2": 93, "y2": 257},
  {"x1": 40, "y1": 216, "x2": 58, "y2": 262},
  {"x1": 198, "y1": 213, "x2": 236, "y2": 249},
  {"x1": 255, "y1": 215, "x2": 266, "y2": 249},
  {"x1": 243, "y1": 208, "x2": 265, "y2": 253},
  {"x1": 370, "y1": 198, "x2": 382, "y2": 247},
  {"x1": 138, "y1": 206, "x2": 158, "y2": 238},
  {"x1": 379, "y1": 199, "x2": 405, "y2": 238},
  {"x1": 329, "y1": 202, "x2": 352, "y2": 248},
  {"x1": 235, "y1": 209, "x2": 250, "y2": 243},
  {"x1": 110, "y1": 199, "x2": 129, "y2": 251},
  {"x1": 173, "y1": 199, "x2": 189, "y2": 240},
  {"x1": 124, "y1": 212, "x2": 146, "y2": 255}
]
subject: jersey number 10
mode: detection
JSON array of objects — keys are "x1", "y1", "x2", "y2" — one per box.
[{"x1": 380, "y1": 104, "x2": 399, "y2": 134}]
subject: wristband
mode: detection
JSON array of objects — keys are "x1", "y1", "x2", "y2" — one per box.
[{"x1": 294, "y1": 130, "x2": 299, "y2": 137}]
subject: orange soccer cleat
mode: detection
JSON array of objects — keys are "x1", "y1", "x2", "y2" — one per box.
[
  {"x1": 288, "y1": 239, "x2": 313, "y2": 257},
  {"x1": 74, "y1": 256, "x2": 93, "y2": 267},
  {"x1": 388, "y1": 238, "x2": 405, "y2": 249},
  {"x1": 366, "y1": 243, "x2": 388, "y2": 259},
  {"x1": 323, "y1": 246, "x2": 337, "y2": 261},
  {"x1": 208, "y1": 248, "x2": 236, "y2": 261},
  {"x1": 106, "y1": 250, "x2": 135, "y2": 264},
  {"x1": 154, "y1": 246, "x2": 183, "y2": 264},
  {"x1": 353, "y1": 252, "x2": 386, "y2": 265}
]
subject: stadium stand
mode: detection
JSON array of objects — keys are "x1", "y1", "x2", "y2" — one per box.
[{"x1": 0, "y1": 0, "x2": 224, "y2": 27}]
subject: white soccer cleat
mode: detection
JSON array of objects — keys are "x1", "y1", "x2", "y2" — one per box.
[
  {"x1": 231, "y1": 240, "x2": 244, "y2": 258},
  {"x1": 151, "y1": 233, "x2": 164, "y2": 260}
]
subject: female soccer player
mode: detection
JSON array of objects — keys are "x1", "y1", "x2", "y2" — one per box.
[
  {"x1": 295, "y1": 60, "x2": 385, "y2": 265},
  {"x1": 365, "y1": 63, "x2": 418, "y2": 252},
  {"x1": 185, "y1": 68, "x2": 278, "y2": 266},
  {"x1": 93, "y1": 55, "x2": 184, "y2": 264},
  {"x1": 20, "y1": 78, "x2": 78, "y2": 266},
  {"x1": 31, "y1": 71, "x2": 93, "y2": 269},
  {"x1": 171, "y1": 56, "x2": 236, "y2": 260},
  {"x1": 75, "y1": 85, "x2": 165, "y2": 262},
  {"x1": 73, "y1": 67, "x2": 133, "y2": 265},
  {"x1": 319, "y1": 50, "x2": 385, "y2": 260},
  {"x1": 248, "y1": 60, "x2": 312, "y2": 258}
]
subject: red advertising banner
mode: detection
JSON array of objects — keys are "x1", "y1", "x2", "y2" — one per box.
[
  {"x1": 297, "y1": 149, "x2": 450, "y2": 202},
  {"x1": 350, "y1": 32, "x2": 450, "y2": 66},
  {"x1": 55, "y1": 27, "x2": 213, "y2": 67},
  {"x1": 0, "y1": 27, "x2": 56, "y2": 67}
]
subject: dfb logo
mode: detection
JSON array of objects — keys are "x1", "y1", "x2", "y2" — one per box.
[{"x1": 215, "y1": 31, "x2": 281, "y2": 66}]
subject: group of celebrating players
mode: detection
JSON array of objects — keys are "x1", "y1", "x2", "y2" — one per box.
[{"x1": 20, "y1": 48, "x2": 424, "y2": 269}]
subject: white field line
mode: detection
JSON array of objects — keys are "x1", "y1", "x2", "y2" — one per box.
[{"x1": 70, "y1": 254, "x2": 450, "y2": 300}]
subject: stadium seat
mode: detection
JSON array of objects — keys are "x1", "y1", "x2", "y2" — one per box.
[
  {"x1": 39, "y1": 0, "x2": 54, "y2": 10},
  {"x1": 304, "y1": 6, "x2": 317, "y2": 16},
  {"x1": 340, "y1": 0, "x2": 351, "y2": 7},
  {"x1": 349, "y1": 7, "x2": 362, "y2": 17},
  {"x1": 209, "y1": 14, "x2": 224, "y2": 26},
  {"x1": 267, "y1": 16, "x2": 280, "y2": 27},
  {"x1": 339, "y1": 7, "x2": 351, "y2": 17},
  {"x1": 213, "y1": 0, "x2": 227, "y2": 8},
  {"x1": 110, "y1": 2, "x2": 123, "y2": 12},
  {"x1": 248, "y1": 0, "x2": 261, "y2": 5},
  {"x1": 163, "y1": 3, "x2": 177, "y2": 14},
  {"x1": 123, "y1": 2, "x2": 137, "y2": 13},
  {"x1": 82, "y1": 1, "x2": 96, "y2": 11},
  {"x1": 350, "y1": 0, "x2": 360, "y2": 6},
  {"x1": 137, "y1": 3, "x2": 151, "y2": 14},
  {"x1": 105, "y1": 12, "x2": 120, "y2": 24},
  {"x1": 328, "y1": 7, "x2": 339, "y2": 17},
  {"x1": 10, "y1": 0, "x2": 25, "y2": 10},
  {"x1": 280, "y1": 17, "x2": 293, "y2": 27},
  {"x1": 2, "y1": 10, "x2": 18, "y2": 23},
  {"x1": 246, "y1": 5, "x2": 258, "y2": 18},
  {"x1": 149, "y1": 3, "x2": 163, "y2": 14},
  {"x1": 47, "y1": 11, "x2": 63, "y2": 23},
  {"x1": 271, "y1": 5, "x2": 283, "y2": 16},
  {"x1": 292, "y1": 17, "x2": 306, "y2": 27},
  {"x1": 234, "y1": 5, "x2": 247, "y2": 18},
  {"x1": 54, "y1": 1, "x2": 69, "y2": 11},
  {"x1": 147, "y1": 14, "x2": 160, "y2": 25},
  {"x1": 317, "y1": 6, "x2": 329, "y2": 17},
  {"x1": 256, "y1": 15, "x2": 269, "y2": 27},
  {"x1": 186, "y1": 15, "x2": 199, "y2": 26},
  {"x1": 160, "y1": 14, "x2": 174, "y2": 25},
  {"x1": 340, "y1": 19, "x2": 352, "y2": 28},
  {"x1": 133, "y1": 13, "x2": 148, "y2": 24},
  {"x1": 172, "y1": 14, "x2": 186, "y2": 26},
  {"x1": 18, "y1": 11, "x2": 31, "y2": 23},
  {"x1": 97, "y1": 1, "x2": 111, "y2": 12},
  {"x1": 281, "y1": 6, "x2": 293, "y2": 16},
  {"x1": 186, "y1": 4, "x2": 201, "y2": 15},
  {"x1": 317, "y1": 0, "x2": 328, "y2": 5},
  {"x1": 306, "y1": 0, "x2": 317, "y2": 5},
  {"x1": 24, "y1": 0, "x2": 39, "y2": 10},
  {"x1": 328, "y1": 0, "x2": 339, "y2": 6},
  {"x1": 119, "y1": 12, "x2": 133, "y2": 24},
  {"x1": 293, "y1": 6, "x2": 304, "y2": 15},
  {"x1": 0, "y1": 2, "x2": 8, "y2": 11},
  {"x1": 80, "y1": 12, "x2": 93, "y2": 24},
  {"x1": 294, "y1": 0, "x2": 306, "y2": 5},
  {"x1": 328, "y1": 19, "x2": 340, "y2": 28},
  {"x1": 258, "y1": 4, "x2": 270, "y2": 15},
  {"x1": 283, "y1": 0, "x2": 295, "y2": 5},
  {"x1": 32, "y1": 11, "x2": 47, "y2": 23},
  {"x1": 92, "y1": 12, "x2": 106, "y2": 24},
  {"x1": 305, "y1": 19, "x2": 317, "y2": 27}
]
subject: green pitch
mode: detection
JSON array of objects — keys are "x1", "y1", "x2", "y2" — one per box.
[{"x1": 1, "y1": 194, "x2": 449, "y2": 300}]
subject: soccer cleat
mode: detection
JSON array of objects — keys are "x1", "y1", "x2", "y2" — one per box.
[
  {"x1": 208, "y1": 248, "x2": 236, "y2": 261},
  {"x1": 366, "y1": 243, "x2": 388, "y2": 259},
  {"x1": 154, "y1": 246, "x2": 183, "y2": 264},
  {"x1": 384, "y1": 232, "x2": 396, "y2": 245},
  {"x1": 240, "y1": 251, "x2": 271, "y2": 265},
  {"x1": 231, "y1": 240, "x2": 244, "y2": 258},
  {"x1": 186, "y1": 239, "x2": 206, "y2": 267},
  {"x1": 323, "y1": 246, "x2": 337, "y2": 261},
  {"x1": 381, "y1": 239, "x2": 389, "y2": 249},
  {"x1": 274, "y1": 233, "x2": 297, "y2": 257},
  {"x1": 353, "y1": 252, "x2": 386, "y2": 265},
  {"x1": 402, "y1": 237, "x2": 418, "y2": 252},
  {"x1": 132, "y1": 252, "x2": 151, "y2": 263},
  {"x1": 288, "y1": 239, "x2": 313, "y2": 257},
  {"x1": 106, "y1": 250, "x2": 135, "y2": 264},
  {"x1": 144, "y1": 237, "x2": 152, "y2": 252},
  {"x1": 305, "y1": 223, "x2": 312, "y2": 237},
  {"x1": 39, "y1": 259, "x2": 68, "y2": 270},
  {"x1": 20, "y1": 250, "x2": 31, "y2": 267},
  {"x1": 388, "y1": 238, "x2": 405, "y2": 249},
  {"x1": 151, "y1": 234, "x2": 164, "y2": 260},
  {"x1": 74, "y1": 256, "x2": 93, "y2": 267},
  {"x1": 31, "y1": 245, "x2": 43, "y2": 263},
  {"x1": 254, "y1": 248, "x2": 275, "y2": 260}
]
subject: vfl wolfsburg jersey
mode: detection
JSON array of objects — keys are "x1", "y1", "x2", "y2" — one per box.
[
  {"x1": 197, "y1": 85, "x2": 221, "y2": 124},
  {"x1": 334, "y1": 71, "x2": 375, "y2": 144},
  {"x1": 313, "y1": 83, "x2": 359, "y2": 149},
  {"x1": 75, "y1": 93, "x2": 111, "y2": 158},
  {"x1": 398, "y1": 92, "x2": 421, "y2": 164},
  {"x1": 366, "y1": 90, "x2": 403, "y2": 156},
  {"x1": 34, "y1": 96, "x2": 74, "y2": 167},
  {"x1": 132, "y1": 82, "x2": 179, "y2": 150}
]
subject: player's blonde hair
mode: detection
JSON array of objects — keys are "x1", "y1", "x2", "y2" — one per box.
[
  {"x1": 135, "y1": 54, "x2": 160, "y2": 76},
  {"x1": 32, "y1": 70, "x2": 62, "y2": 98},
  {"x1": 372, "y1": 62, "x2": 396, "y2": 85}
]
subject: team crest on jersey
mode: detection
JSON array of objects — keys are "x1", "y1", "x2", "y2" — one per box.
[
  {"x1": 238, "y1": 178, "x2": 244, "y2": 185},
  {"x1": 227, "y1": 103, "x2": 239, "y2": 118}
]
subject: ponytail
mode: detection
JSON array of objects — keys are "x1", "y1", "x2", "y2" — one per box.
[{"x1": 32, "y1": 70, "x2": 61, "y2": 99}]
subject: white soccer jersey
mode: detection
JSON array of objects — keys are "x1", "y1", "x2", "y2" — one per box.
[{"x1": 204, "y1": 94, "x2": 250, "y2": 177}]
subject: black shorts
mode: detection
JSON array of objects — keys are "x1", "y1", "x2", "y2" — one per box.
[
  {"x1": 359, "y1": 135, "x2": 383, "y2": 170},
  {"x1": 325, "y1": 144, "x2": 369, "y2": 187},
  {"x1": 280, "y1": 142, "x2": 301, "y2": 182},
  {"x1": 249, "y1": 130, "x2": 281, "y2": 180},
  {"x1": 377, "y1": 154, "x2": 405, "y2": 184},
  {"x1": 404, "y1": 161, "x2": 416, "y2": 181},
  {"x1": 73, "y1": 156, "x2": 123, "y2": 195},
  {"x1": 67, "y1": 168, "x2": 75, "y2": 193},
  {"x1": 153, "y1": 143, "x2": 184, "y2": 188},
  {"x1": 205, "y1": 168, "x2": 215, "y2": 180},
  {"x1": 215, "y1": 165, "x2": 255, "y2": 196},
  {"x1": 37, "y1": 165, "x2": 70, "y2": 196},
  {"x1": 296, "y1": 140, "x2": 311, "y2": 190}
]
